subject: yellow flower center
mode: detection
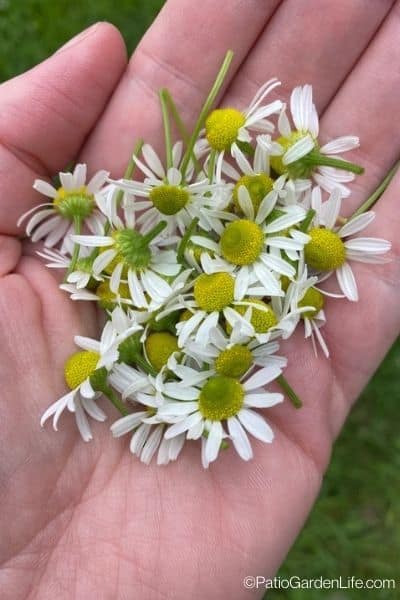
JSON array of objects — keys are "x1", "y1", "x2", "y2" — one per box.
[
  {"x1": 304, "y1": 228, "x2": 346, "y2": 271},
  {"x1": 233, "y1": 298, "x2": 278, "y2": 333},
  {"x1": 64, "y1": 350, "x2": 100, "y2": 390},
  {"x1": 298, "y1": 287, "x2": 324, "y2": 319},
  {"x1": 205, "y1": 108, "x2": 246, "y2": 151},
  {"x1": 233, "y1": 174, "x2": 274, "y2": 214},
  {"x1": 149, "y1": 185, "x2": 189, "y2": 216},
  {"x1": 215, "y1": 344, "x2": 253, "y2": 378},
  {"x1": 96, "y1": 281, "x2": 131, "y2": 310},
  {"x1": 194, "y1": 272, "x2": 235, "y2": 312},
  {"x1": 220, "y1": 219, "x2": 264, "y2": 265},
  {"x1": 53, "y1": 186, "x2": 95, "y2": 219},
  {"x1": 270, "y1": 131, "x2": 316, "y2": 178},
  {"x1": 145, "y1": 332, "x2": 179, "y2": 371},
  {"x1": 199, "y1": 376, "x2": 244, "y2": 421}
]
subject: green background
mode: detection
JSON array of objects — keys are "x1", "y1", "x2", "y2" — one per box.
[{"x1": 1, "y1": 1, "x2": 398, "y2": 598}]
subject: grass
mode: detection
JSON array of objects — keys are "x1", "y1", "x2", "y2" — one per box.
[{"x1": 2, "y1": 1, "x2": 399, "y2": 596}]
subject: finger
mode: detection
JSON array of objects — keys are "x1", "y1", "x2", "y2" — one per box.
[
  {"x1": 0, "y1": 235, "x2": 21, "y2": 276},
  {"x1": 319, "y1": 1, "x2": 400, "y2": 214},
  {"x1": 223, "y1": 0, "x2": 394, "y2": 110},
  {"x1": 0, "y1": 23, "x2": 127, "y2": 236},
  {"x1": 80, "y1": 0, "x2": 283, "y2": 174}
]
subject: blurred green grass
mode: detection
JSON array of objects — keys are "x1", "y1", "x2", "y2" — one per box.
[{"x1": 1, "y1": 1, "x2": 399, "y2": 597}]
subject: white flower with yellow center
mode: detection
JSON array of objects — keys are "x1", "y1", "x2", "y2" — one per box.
[
  {"x1": 204, "y1": 79, "x2": 282, "y2": 157},
  {"x1": 71, "y1": 222, "x2": 183, "y2": 310},
  {"x1": 194, "y1": 195, "x2": 309, "y2": 300},
  {"x1": 303, "y1": 189, "x2": 391, "y2": 301},
  {"x1": 157, "y1": 363, "x2": 284, "y2": 468},
  {"x1": 271, "y1": 85, "x2": 363, "y2": 197},
  {"x1": 18, "y1": 164, "x2": 108, "y2": 247},
  {"x1": 40, "y1": 320, "x2": 139, "y2": 441},
  {"x1": 111, "y1": 143, "x2": 228, "y2": 236}
]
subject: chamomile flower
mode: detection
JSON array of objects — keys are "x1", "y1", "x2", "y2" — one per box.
[
  {"x1": 18, "y1": 164, "x2": 108, "y2": 247},
  {"x1": 302, "y1": 189, "x2": 391, "y2": 301},
  {"x1": 40, "y1": 320, "x2": 135, "y2": 441},
  {"x1": 158, "y1": 363, "x2": 284, "y2": 467},
  {"x1": 71, "y1": 222, "x2": 183, "y2": 310},
  {"x1": 195, "y1": 195, "x2": 308, "y2": 300},
  {"x1": 111, "y1": 143, "x2": 229, "y2": 236},
  {"x1": 205, "y1": 79, "x2": 282, "y2": 156},
  {"x1": 271, "y1": 85, "x2": 363, "y2": 196}
]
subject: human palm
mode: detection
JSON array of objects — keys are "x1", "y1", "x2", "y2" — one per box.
[{"x1": 1, "y1": 2, "x2": 399, "y2": 598}]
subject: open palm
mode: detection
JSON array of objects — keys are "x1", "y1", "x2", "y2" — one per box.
[{"x1": 1, "y1": 2, "x2": 399, "y2": 598}]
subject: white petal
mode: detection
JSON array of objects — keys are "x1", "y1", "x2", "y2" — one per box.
[
  {"x1": 205, "y1": 421, "x2": 223, "y2": 463},
  {"x1": 344, "y1": 237, "x2": 391, "y2": 254},
  {"x1": 33, "y1": 179, "x2": 57, "y2": 198},
  {"x1": 234, "y1": 266, "x2": 250, "y2": 301},
  {"x1": 93, "y1": 248, "x2": 117, "y2": 274},
  {"x1": 283, "y1": 135, "x2": 315, "y2": 165},
  {"x1": 228, "y1": 417, "x2": 253, "y2": 461},
  {"x1": 244, "y1": 392, "x2": 283, "y2": 408},
  {"x1": 141, "y1": 425, "x2": 164, "y2": 464},
  {"x1": 320, "y1": 136, "x2": 359, "y2": 154},
  {"x1": 238, "y1": 408, "x2": 274, "y2": 443},
  {"x1": 142, "y1": 144, "x2": 165, "y2": 178},
  {"x1": 111, "y1": 412, "x2": 146, "y2": 437},
  {"x1": 72, "y1": 235, "x2": 113, "y2": 247},
  {"x1": 74, "y1": 399, "x2": 93, "y2": 442},
  {"x1": 336, "y1": 263, "x2": 358, "y2": 301},
  {"x1": 338, "y1": 212, "x2": 375, "y2": 237},
  {"x1": 81, "y1": 395, "x2": 106, "y2": 421},
  {"x1": 243, "y1": 365, "x2": 282, "y2": 391}
]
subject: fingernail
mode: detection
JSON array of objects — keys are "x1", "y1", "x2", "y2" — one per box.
[{"x1": 55, "y1": 23, "x2": 101, "y2": 55}]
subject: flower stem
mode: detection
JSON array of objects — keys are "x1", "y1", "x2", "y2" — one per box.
[
  {"x1": 134, "y1": 354, "x2": 158, "y2": 377},
  {"x1": 208, "y1": 149, "x2": 217, "y2": 183},
  {"x1": 159, "y1": 90, "x2": 173, "y2": 170},
  {"x1": 162, "y1": 89, "x2": 202, "y2": 175},
  {"x1": 143, "y1": 220, "x2": 167, "y2": 243},
  {"x1": 277, "y1": 374, "x2": 302, "y2": 409},
  {"x1": 351, "y1": 158, "x2": 400, "y2": 218},
  {"x1": 303, "y1": 151, "x2": 364, "y2": 175},
  {"x1": 177, "y1": 217, "x2": 199, "y2": 263},
  {"x1": 65, "y1": 215, "x2": 82, "y2": 280},
  {"x1": 104, "y1": 386, "x2": 130, "y2": 416},
  {"x1": 180, "y1": 50, "x2": 234, "y2": 179},
  {"x1": 299, "y1": 208, "x2": 315, "y2": 233}
]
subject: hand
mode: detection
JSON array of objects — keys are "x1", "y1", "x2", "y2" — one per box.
[{"x1": 0, "y1": 2, "x2": 399, "y2": 598}]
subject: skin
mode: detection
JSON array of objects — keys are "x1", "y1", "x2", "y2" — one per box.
[{"x1": 0, "y1": 1, "x2": 399, "y2": 597}]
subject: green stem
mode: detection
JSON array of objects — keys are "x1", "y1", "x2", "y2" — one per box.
[
  {"x1": 134, "y1": 354, "x2": 157, "y2": 377},
  {"x1": 104, "y1": 386, "x2": 129, "y2": 416},
  {"x1": 65, "y1": 215, "x2": 82, "y2": 280},
  {"x1": 208, "y1": 149, "x2": 217, "y2": 183},
  {"x1": 277, "y1": 374, "x2": 302, "y2": 409},
  {"x1": 143, "y1": 220, "x2": 167, "y2": 243},
  {"x1": 299, "y1": 208, "x2": 316, "y2": 233},
  {"x1": 159, "y1": 90, "x2": 173, "y2": 170},
  {"x1": 177, "y1": 217, "x2": 199, "y2": 263},
  {"x1": 351, "y1": 158, "x2": 400, "y2": 218},
  {"x1": 163, "y1": 89, "x2": 202, "y2": 175},
  {"x1": 304, "y1": 151, "x2": 364, "y2": 175},
  {"x1": 180, "y1": 50, "x2": 234, "y2": 179}
]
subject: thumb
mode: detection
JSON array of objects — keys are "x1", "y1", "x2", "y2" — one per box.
[{"x1": 0, "y1": 22, "x2": 127, "y2": 235}]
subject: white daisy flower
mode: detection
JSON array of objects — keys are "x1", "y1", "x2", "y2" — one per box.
[
  {"x1": 40, "y1": 320, "x2": 135, "y2": 441},
  {"x1": 110, "y1": 142, "x2": 228, "y2": 236},
  {"x1": 157, "y1": 363, "x2": 284, "y2": 468},
  {"x1": 204, "y1": 79, "x2": 282, "y2": 158},
  {"x1": 271, "y1": 85, "x2": 363, "y2": 196},
  {"x1": 18, "y1": 163, "x2": 108, "y2": 247},
  {"x1": 71, "y1": 223, "x2": 184, "y2": 311},
  {"x1": 303, "y1": 188, "x2": 391, "y2": 301},
  {"x1": 194, "y1": 193, "x2": 308, "y2": 300}
]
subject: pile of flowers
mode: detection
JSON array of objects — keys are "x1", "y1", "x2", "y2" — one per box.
[{"x1": 19, "y1": 52, "x2": 391, "y2": 468}]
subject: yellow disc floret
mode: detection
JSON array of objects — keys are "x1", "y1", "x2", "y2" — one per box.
[
  {"x1": 53, "y1": 186, "x2": 95, "y2": 219},
  {"x1": 304, "y1": 227, "x2": 346, "y2": 271},
  {"x1": 205, "y1": 108, "x2": 246, "y2": 151},
  {"x1": 194, "y1": 272, "x2": 235, "y2": 312},
  {"x1": 220, "y1": 219, "x2": 264, "y2": 265},
  {"x1": 215, "y1": 344, "x2": 253, "y2": 378},
  {"x1": 198, "y1": 376, "x2": 244, "y2": 421},
  {"x1": 149, "y1": 185, "x2": 189, "y2": 216},
  {"x1": 96, "y1": 281, "x2": 131, "y2": 310},
  {"x1": 234, "y1": 298, "x2": 278, "y2": 333},
  {"x1": 298, "y1": 287, "x2": 324, "y2": 319},
  {"x1": 233, "y1": 174, "x2": 274, "y2": 214},
  {"x1": 145, "y1": 332, "x2": 179, "y2": 372},
  {"x1": 64, "y1": 350, "x2": 100, "y2": 390},
  {"x1": 270, "y1": 131, "x2": 306, "y2": 175}
]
